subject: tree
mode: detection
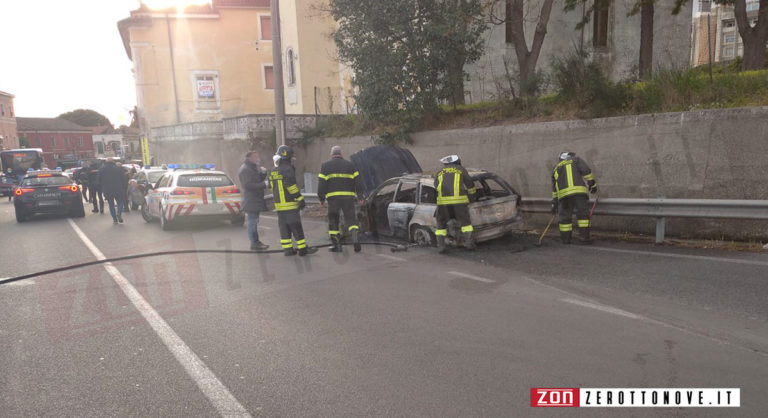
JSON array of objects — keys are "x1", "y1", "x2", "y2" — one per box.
[
  {"x1": 329, "y1": 0, "x2": 487, "y2": 119},
  {"x1": 505, "y1": 0, "x2": 555, "y2": 95},
  {"x1": 58, "y1": 109, "x2": 113, "y2": 129}
]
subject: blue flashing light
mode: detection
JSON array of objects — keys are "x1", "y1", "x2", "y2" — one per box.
[
  {"x1": 27, "y1": 168, "x2": 34, "y2": 172},
  {"x1": 56, "y1": 167, "x2": 62, "y2": 171},
  {"x1": 144, "y1": 165, "x2": 151, "y2": 169},
  {"x1": 204, "y1": 164, "x2": 215, "y2": 170}
]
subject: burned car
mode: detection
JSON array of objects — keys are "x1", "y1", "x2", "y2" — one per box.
[{"x1": 357, "y1": 169, "x2": 522, "y2": 247}]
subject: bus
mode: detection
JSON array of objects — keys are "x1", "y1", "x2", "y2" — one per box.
[{"x1": 0, "y1": 148, "x2": 44, "y2": 180}]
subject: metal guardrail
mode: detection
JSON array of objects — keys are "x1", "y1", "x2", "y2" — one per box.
[{"x1": 521, "y1": 197, "x2": 768, "y2": 243}]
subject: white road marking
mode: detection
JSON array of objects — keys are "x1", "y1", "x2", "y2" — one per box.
[
  {"x1": 560, "y1": 298, "x2": 646, "y2": 320},
  {"x1": 377, "y1": 254, "x2": 407, "y2": 262},
  {"x1": 67, "y1": 219, "x2": 252, "y2": 417},
  {"x1": 1, "y1": 279, "x2": 35, "y2": 287},
  {"x1": 446, "y1": 271, "x2": 496, "y2": 283},
  {"x1": 579, "y1": 245, "x2": 768, "y2": 267}
]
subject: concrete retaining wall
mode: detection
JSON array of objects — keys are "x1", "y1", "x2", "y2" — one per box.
[{"x1": 298, "y1": 106, "x2": 768, "y2": 240}]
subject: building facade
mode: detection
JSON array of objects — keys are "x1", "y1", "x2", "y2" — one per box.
[
  {"x1": 118, "y1": 0, "x2": 352, "y2": 139},
  {"x1": 465, "y1": 0, "x2": 693, "y2": 103},
  {"x1": 16, "y1": 118, "x2": 95, "y2": 169},
  {"x1": 0, "y1": 90, "x2": 19, "y2": 150},
  {"x1": 691, "y1": 0, "x2": 762, "y2": 66}
]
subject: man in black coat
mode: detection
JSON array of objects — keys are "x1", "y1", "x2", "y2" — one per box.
[
  {"x1": 87, "y1": 161, "x2": 103, "y2": 214},
  {"x1": 238, "y1": 151, "x2": 269, "y2": 250},
  {"x1": 99, "y1": 159, "x2": 127, "y2": 224}
]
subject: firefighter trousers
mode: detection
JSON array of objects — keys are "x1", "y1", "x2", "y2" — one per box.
[
  {"x1": 435, "y1": 203, "x2": 473, "y2": 237},
  {"x1": 558, "y1": 194, "x2": 590, "y2": 241},
  {"x1": 327, "y1": 198, "x2": 358, "y2": 238},
  {"x1": 277, "y1": 209, "x2": 308, "y2": 250}
]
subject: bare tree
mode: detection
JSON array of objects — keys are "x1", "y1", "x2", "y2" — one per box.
[{"x1": 505, "y1": 0, "x2": 555, "y2": 95}]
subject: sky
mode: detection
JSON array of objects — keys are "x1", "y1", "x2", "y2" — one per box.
[{"x1": 0, "y1": 0, "x2": 141, "y2": 127}]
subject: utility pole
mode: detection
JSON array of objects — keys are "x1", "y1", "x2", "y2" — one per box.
[{"x1": 271, "y1": 0, "x2": 286, "y2": 146}]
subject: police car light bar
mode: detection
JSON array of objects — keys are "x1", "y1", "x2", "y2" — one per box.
[{"x1": 167, "y1": 163, "x2": 216, "y2": 170}]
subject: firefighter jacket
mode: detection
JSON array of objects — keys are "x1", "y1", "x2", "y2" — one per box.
[
  {"x1": 552, "y1": 157, "x2": 596, "y2": 200},
  {"x1": 269, "y1": 161, "x2": 305, "y2": 211},
  {"x1": 434, "y1": 163, "x2": 476, "y2": 205},
  {"x1": 317, "y1": 156, "x2": 363, "y2": 203}
]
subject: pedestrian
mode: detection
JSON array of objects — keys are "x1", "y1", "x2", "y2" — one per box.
[
  {"x1": 318, "y1": 146, "x2": 364, "y2": 252},
  {"x1": 238, "y1": 151, "x2": 270, "y2": 251},
  {"x1": 551, "y1": 151, "x2": 597, "y2": 244},
  {"x1": 76, "y1": 167, "x2": 89, "y2": 202},
  {"x1": 434, "y1": 155, "x2": 477, "y2": 253},
  {"x1": 87, "y1": 161, "x2": 104, "y2": 214},
  {"x1": 268, "y1": 145, "x2": 317, "y2": 256},
  {"x1": 119, "y1": 164, "x2": 132, "y2": 213},
  {"x1": 99, "y1": 159, "x2": 127, "y2": 224}
]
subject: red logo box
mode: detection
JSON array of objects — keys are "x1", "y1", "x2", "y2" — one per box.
[{"x1": 531, "y1": 388, "x2": 580, "y2": 407}]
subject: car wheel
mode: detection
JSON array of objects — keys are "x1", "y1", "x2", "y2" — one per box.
[
  {"x1": 141, "y1": 199, "x2": 155, "y2": 223},
  {"x1": 71, "y1": 201, "x2": 86, "y2": 218},
  {"x1": 160, "y1": 205, "x2": 173, "y2": 231},
  {"x1": 15, "y1": 207, "x2": 27, "y2": 223},
  {"x1": 230, "y1": 213, "x2": 245, "y2": 227},
  {"x1": 411, "y1": 225, "x2": 435, "y2": 247}
]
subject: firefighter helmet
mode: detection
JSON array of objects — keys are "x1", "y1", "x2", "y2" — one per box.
[
  {"x1": 276, "y1": 145, "x2": 293, "y2": 161},
  {"x1": 440, "y1": 154, "x2": 461, "y2": 165},
  {"x1": 559, "y1": 151, "x2": 575, "y2": 161}
]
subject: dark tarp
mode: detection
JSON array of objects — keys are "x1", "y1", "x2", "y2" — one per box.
[{"x1": 350, "y1": 145, "x2": 422, "y2": 196}]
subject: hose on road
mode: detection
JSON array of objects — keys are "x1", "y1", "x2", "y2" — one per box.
[{"x1": 0, "y1": 241, "x2": 413, "y2": 286}]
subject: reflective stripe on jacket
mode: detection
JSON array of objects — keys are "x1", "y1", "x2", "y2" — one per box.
[
  {"x1": 434, "y1": 164, "x2": 476, "y2": 206},
  {"x1": 317, "y1": 157, "x2": 363, "y2": 202},
  {"x1": 269, "y1": 162, "x2": 304, "y2": 211},
  {"x1": 552, "y1": 157, "x2": 595, "y2": 200}
]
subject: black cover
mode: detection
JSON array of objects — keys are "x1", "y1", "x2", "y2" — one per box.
[{"x1": 349, "y1": 145, "x2": 422, "y2": 196}]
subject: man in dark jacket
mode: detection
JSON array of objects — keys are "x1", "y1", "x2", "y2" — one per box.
[
  {"x1": 87, "y1": 161, "x2": 103, "y2": 214},
  {"x1": 238, "y1": 151, "x2": 269, "y2": 250},
  {"x1": 99, "y1": 159, "x2": 127, "y2": 224},
  {"x1": 318, "y1": 146, "x2": 364, "y2": 253}
]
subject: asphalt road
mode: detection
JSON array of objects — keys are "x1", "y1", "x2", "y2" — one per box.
[{"x1": 1, "y1": 199, "x2": 767, "y2": 417}]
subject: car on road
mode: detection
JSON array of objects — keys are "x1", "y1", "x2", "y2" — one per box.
[
  {"x1": 12, "y1": 170, "x2": 85, "y2": 222},
  {"x1": 357, "y1": 170, "x2": 522, "y2": 247},
  {"x1": 141, "y1": 167, "x2": 245, "y2": 230}
]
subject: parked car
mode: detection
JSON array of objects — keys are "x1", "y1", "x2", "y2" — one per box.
[
  {"x1": 357, "y1": 169, "x2": 522, "y2": 247},
  {"x1": 12, "y1": 170, "x2": 85, "y2": 222},
  {"x1": 141, "y1": 167, "x2": 244, "y2": 230}
]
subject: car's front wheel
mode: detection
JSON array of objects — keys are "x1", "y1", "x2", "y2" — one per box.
[{"x1": 411, "y1": 225, "x2": 435, "y2": 247}]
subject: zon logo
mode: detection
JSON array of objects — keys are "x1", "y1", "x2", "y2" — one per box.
[{"x1": 531, "y1": 388, "x2": 579, "y2": 407}]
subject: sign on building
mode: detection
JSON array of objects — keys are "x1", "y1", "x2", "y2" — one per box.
[{"x1": 197, "y1": 78, "x2": 215, "y2": 98}]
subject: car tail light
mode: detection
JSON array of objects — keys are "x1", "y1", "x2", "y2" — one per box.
[
  {"x1": 171, "y1": 189, "x2": 195, "y2": 195},
  {"x1": 14, "y1": 188, "x2": 34, "y2": 196},
  {"x1": 223, "y1": 188, "x2": 240, "y2": 194},
  {"x1": 59, "y1": 185, "x2": 79, "y2": 192}
]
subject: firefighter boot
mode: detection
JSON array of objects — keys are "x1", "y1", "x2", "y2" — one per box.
[
  {"x1": 299, "y1": 246, "x2": 318, "y2": 256},
  {"x1": 284, "y1": 248, "x2": 297, "y2": 256},
  {"x1": 328, "y1": 235, "x2": 342, "y2": 252},
  {"x1": 560, "y1": 230, "x2": 572, "y2": 244},
  {"x1": 463, "y1": 231, "x2": 476, "y2": 251},
  {"x1": 436, "y1": 235, "x2": 447, "y2": 254},
  {"x1": 351, "y1": 228, "x2": 361, "y2": 253},
  {"x1": 576, "y1": 228, "x2": 593, "y2": 245}
]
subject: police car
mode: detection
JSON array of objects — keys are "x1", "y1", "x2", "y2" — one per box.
[
  {"x1": 141, "y1": 164, "x2": 245, "y2": 230},
  {"x1": 13, "y1": 170, "x2": 85, "y2": 222}
]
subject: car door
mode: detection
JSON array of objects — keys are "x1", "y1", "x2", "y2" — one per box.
[
  {"x1": 387, "y1": 181, "x2": 419, "y2": 238},
  {"x1": 367, "y1": 179, "x2": 399, "y2": 235},
  {"x1": 147, "y1": 174, "x2": 171, "y2": 217}
]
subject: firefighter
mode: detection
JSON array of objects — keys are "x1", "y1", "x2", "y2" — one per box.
[
  {"x1": 268, "y1": 145, "x2": 317, "y2": 256},
  {"x1": 318, "y1": 146, "x2": 364, "y2": 253},
  {"x1": 551, "y1": 151, "x2": 597, "y2": 244},
  {"x1": 434, "y1": 155, "x2": 477, "y2": 253}
]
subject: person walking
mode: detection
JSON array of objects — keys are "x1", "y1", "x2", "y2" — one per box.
[
  {"x1": 238, "y1": 151, "x2": 270, "y2": 251},
  {"x1": 99, "y1": 159, "x2": 127, "y2": 224},
  {"x1": 551, "y1": 151, "x2": 598, "y2": 244},
  {"x1": 87, "y1": 161, "x2": 104, "y2": 214},
  {"x1": 268, "y1": 145, "x2": 317, "y2": 256},
  {"x1": 433, "y1": 155, "x2": 477, "y2": 253},
  {"x1": 317, "y1": 146, "x2": 364, "y2": 253}
]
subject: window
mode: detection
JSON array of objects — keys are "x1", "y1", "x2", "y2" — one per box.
[
  {"x1": 196, "y1": 75, "x2": 216, "y2": 99},
  {"x1": 260, "y1": 15, "x2": 271, "y2": 40},
  {"x1": 50, "y1": 137, "x2": 56, "y2": 148},
  {"x1": 723, "y1": 20, "x2": 735, "y2": 30},
  {"x1": 724, "y1": 34, "x2": 736, "y2": 44},
  {"x1": 264, "y1": 65, "x2": 274, "y2": 89},
  {"x1": 394, "y1": 182, "x2": 418, "y2": 203},
  {"x1": 1, "y1": 103, "x2": 4, "y2": 116},
  {"x1": 64, "y1": 137, "x2": 70, "y2": 148},
  {"x1": 593, "y1": 4, "x2": 609, "y2": 48},
  {"x1": 77, "y1": 137, "x2": 83, "y2": 147},
  {"x1": 724, "y1": 46, "x2": 735, "y2": 58},
  {"x1": 96, "y1": 142, "x2": 104, "y2": 154},
  {"x1": 747, "y1": 2, "x2": 760, "y2": 12},
  {"x1": 191, "y1": 71, "x2": 220, "y2": 111},
  {"x1": 156, "y1": 175, "x2": 171, "y2": 189},
  {"x1": 286, "y1": 48, "x2": 296, "y2": 86}
]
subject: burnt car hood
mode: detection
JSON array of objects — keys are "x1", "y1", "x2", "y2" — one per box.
[{"x1": 350, "y1": 145, "x2": 422, "y2": 196}]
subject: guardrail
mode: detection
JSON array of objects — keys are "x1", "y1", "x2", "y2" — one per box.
[{"x1": 520, "y1": 197, "x2": 768, "y2": 243}]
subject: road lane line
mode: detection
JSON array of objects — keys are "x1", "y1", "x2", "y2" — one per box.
[
  {"x1": 578, "y1": 245, "x2": 768, "y2": 267},
  {"x1": 446, "y1": 271, "x2": 496, "y2": 283},
  {"x1": 67, "y1": 219, "x2": 252, "y2": 418},
  {"x1": 560, "y1": 298, "x2": 646, "y2": 320},
  {"x1": 377, "y1": 254, "x2": 407, "y2": 262}
]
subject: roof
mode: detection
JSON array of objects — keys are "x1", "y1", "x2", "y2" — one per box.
[
  {"x1": 16, "y1": 117, "x2": 93, "y2": 133},
  {"x1": 0, "y1": 90, "x2": 14, "y2": 98}
]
